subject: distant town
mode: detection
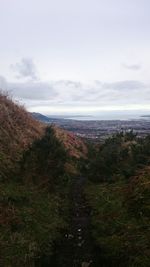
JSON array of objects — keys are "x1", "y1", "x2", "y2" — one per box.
[{"x1": 31, "y1": 112, "x2": 150, "y2": 142}]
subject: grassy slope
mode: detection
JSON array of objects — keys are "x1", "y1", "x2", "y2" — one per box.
[
  {"x1": 0, "y1": 93, "x2": 87, "y2": 180},
  {"x1": 54, "y1": 126, "x2": 87, "y2": 159},
  {"x1": 0, "y1": 93, "x2": 44, "y2": 180},
  {"x1": 0, "y1": 93, "x2": 87, "y2": 266}
]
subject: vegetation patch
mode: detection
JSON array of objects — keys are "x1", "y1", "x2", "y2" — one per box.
[{"x1": 85, "y1": 132, "x2": 150, "y2": 267}]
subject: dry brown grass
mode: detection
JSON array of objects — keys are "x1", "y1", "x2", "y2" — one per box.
[
  {"x1": 0, "y1": 92, "x2": 87, "y2": 179},
  {"x1": 54, "y1": 125, "x2": 87, "y2": 159},
  {"x1": 0, "y1": 92, "x2": 44, "y2": 179}
]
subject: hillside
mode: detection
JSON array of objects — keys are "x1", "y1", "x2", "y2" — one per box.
[
  {"x1": 0, "y1": 93, "x2": 44, "y2": 180},
  {"x1": 54, "y1": 126, "x2": 87, "y2": 159},
  {"x1": 1, "y1": 93, "x2": 149, "y2": 266},
  {"x1": 0, "y1": 93, "x2": 87, "y2": 180},
  {"x1": 0, "y1": 93, "x2": 87, "y2": 267},
  {"x1": 31, "y1": 112, "x2": 87, "y2": 159},
  {"x1": 30, "y1": 112, "x2": 54, "y2": 123}
]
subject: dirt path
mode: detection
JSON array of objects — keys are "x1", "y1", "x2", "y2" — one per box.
[
  {"x1": 53, "y1": 176, "x2": 94, "y2": 267},
  {"x1": 70, "y1": 176, "x2": 93, "y2": 266}
]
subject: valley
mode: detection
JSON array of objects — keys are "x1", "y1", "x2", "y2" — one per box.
[
  {"x1": 31, "y1": 113, "x2": 150, "y2": 141},
  {"x1": 0, "y1": 94, "x2": 150, "y2": 267},
  {"x1": 1, "y1": 1, "x2": 150, "y2": 266}
]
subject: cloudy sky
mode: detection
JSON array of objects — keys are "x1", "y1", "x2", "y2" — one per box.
[{"x1": 0, "y1": 0, "x2": 150, "y2": 115}]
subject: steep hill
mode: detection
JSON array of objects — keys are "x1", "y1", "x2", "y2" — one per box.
[
  {"x1": 0, "y1": 92, "x2": 88, "y2": 266},
  {"x1": 0, "y1": 93, "x2": 44, "y2": 179},
  {"x1": 0, "y1": 93, "x2": 87, "y2": 180},
  {"x1": 31, "y1": 112, "x2": 88, "y2": 159},
  {"x1": 54, "y1": 126, "x2": 87, "y2": 159}
]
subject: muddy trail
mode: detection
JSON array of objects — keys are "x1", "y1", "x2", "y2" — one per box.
[{"x1": 50, "y1": 176, "x2": 95, "y2": 267}]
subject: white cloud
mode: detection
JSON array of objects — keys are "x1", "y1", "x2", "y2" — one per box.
[{"x1": 1, "y1": 76, "x2": 150, "y2": 114}]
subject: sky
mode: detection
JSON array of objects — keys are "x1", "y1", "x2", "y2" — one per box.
[{"x1": 0, "y1": 0, "x2": 150, "y2": 115}]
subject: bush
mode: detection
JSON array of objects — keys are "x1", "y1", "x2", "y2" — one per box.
[
  {"x1": 21, "y1": 126, "x2": 67, "y2": 188},
  {"x1": 85, "y1": 132, "x2": 150, "y2": 266}
]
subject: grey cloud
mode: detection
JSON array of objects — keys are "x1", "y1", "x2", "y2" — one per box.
[
  {"x1": 0, "y1": 76, "x2": 57, "y2": 101},
  {"x1": 11, "y1": 58, "x2": 38, "y2": 80},
  {"x1": 0, "y1": 75, "x2": 8, "y2": 90},
  {"x1": 103, "y1": 80, "x2": 146, "y2": 91},
  {"x1": 55, "y1": 80, "x2": 82, "y2": 88},
  {"x1": 122, "y1": 63, "x2": 142, "y2": 71},
  {"x1": 1, "y1": 76, "x2": 150, "y2": 112},
  {"x1": 8, "y1": 81, "x2": 57, "y2": 101}
]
